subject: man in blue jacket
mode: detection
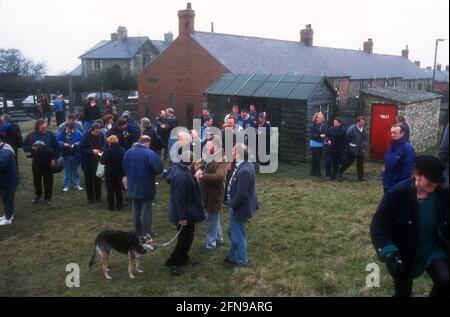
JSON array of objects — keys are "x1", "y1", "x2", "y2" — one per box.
[
  {"x1": 123, "y1": 135, "x2": 163, "y2": 236},
  {"x1": 0, "y1": 140, "x2": 19, "y2": 226},
  {"x1": 382, "y1": 123, "x2": 416, "y2": 192},
  {"x1": 371, "y1": 155, "x2": 448, "y2": 297},
  {"x1": 56, "y1": 122, "x2": 83, "y2": 192},
  {"x1": 225, "y1": 143, "x2": 258, "y2": 268}
]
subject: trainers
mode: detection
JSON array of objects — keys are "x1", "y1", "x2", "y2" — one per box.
[
  {"x1": 0, "y1": 215, "x2": 13, "y2": 221},
  {"x1": 31, "y1": 196, "x2": 42, "y2": 204},
  {"x1": 44, "y1": 199, "x2": 52, "y2": 205},
  {"x1": 75, "y1": 185, "x2": 83, "y2": 191},
  {"x1": 62, "y1": 187, "x2": 69, "y2": 192},
  {"x1": 0, "y1": 218, "x2": 12, "y2": 226}
]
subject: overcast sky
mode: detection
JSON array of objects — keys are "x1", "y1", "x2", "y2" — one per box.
[{"x1": 1, "y1": 0, "x2": 448, "y2": 75}]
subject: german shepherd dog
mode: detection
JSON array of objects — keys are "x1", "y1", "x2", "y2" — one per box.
[{"x1": 89, "y1": 230, "x2": 154, "y2": 279}]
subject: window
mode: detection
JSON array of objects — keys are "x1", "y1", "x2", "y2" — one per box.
[
  {"x1": 318, "y1": 104, "x2": 330, "y2": 121},
  {"x1": 334, "y1": 79, "x2": 340, "y2": 91},
  {"x1": 358, "y1": 81, "x2": 364, "y2": 90},
  {"x1": 417, "y1": 82, "x2": 423, "y2": 91},
  {"x1": 143, "y1": 54, "x2": 150, "y2": 68},
  {"x1": 93, "y1": 59, "x2": 101, "y2": 70}
]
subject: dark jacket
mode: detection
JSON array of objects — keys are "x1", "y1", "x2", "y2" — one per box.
[
  {"x1": 22, "y1": 130, "x2": 60, "y2": 164},
  {"x1": 123, "y1": 143, "x2": 163, "y2": 200},
  {"x1": 79, "y1": 132, "x2": 106, "y2": 175},
  {"x1": 100, "y1": 143, "x2": 125, "y2": 182},
  {"x1": 142, "y1": 127, "x2": 163, "y2": 152},
  {"x1": 106, "y1": 126, "x2": 137, "y2": 151},
  {"x1": 324, "y1": 125, "x2": 346, "y2": 154},
  {"x1": 164, "y1": 115, "x2": 178, "y2": 139},
  {"x1": 0, "y1": 143, "x2": 19, "y2": 188},
  {"x1": 200, "y1": 156, "x2": 227, "y2": 212},
  {"x1": 229, "y1": 161, "x2": 258, "y2": 221},
  {"x1": 165, "y1": 163, "x2": 204, "y2": 225},
  {"x1": 83, "y1": 104, "x2": 101, "y2": 122},
  {"x1": 370, "y1": 178, "x2": 449, "y2": 277},
  {"x1": 346, "y1": 123, "x2": 368, "y2": 156},
  {"x1": 0, "y1": 120, "x2": 23, "y2": 153},
  {"x1": 382, "y1": 137, "x2": 416, "y2": 191},
  {"x1": 310, "y1": 122, "x2": 327, "y2": 143}
]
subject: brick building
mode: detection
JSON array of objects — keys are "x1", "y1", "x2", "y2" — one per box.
[{"x1": 138, "y1": 3, "x2": 432, "y2": 125}]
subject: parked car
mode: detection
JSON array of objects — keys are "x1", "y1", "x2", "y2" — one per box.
[
  {"x1": 83, "y1": 92, "x2": 118, "y2": 105},
  {"x1": 0, "y1": 96, "x2": 14, "y2": 108},
  {"x1": 127, "y1": 91, "x2": 138, "y2": 102},
  {"x1": 21, "y1": 95, "x2": 38, "y2": 107}
]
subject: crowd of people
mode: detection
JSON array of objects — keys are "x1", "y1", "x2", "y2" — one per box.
[
  {"x1": 0, "y1": 98, "x2": 448, "y2": 294},
  {"x1": 0, "y1": 101, "x2": 261, "y2": 276}
]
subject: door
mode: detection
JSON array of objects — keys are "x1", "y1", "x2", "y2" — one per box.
[{"x1": 370, "y1": 104, "x2": 398, "y2": 160}]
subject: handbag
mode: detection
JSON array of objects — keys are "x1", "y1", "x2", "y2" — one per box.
[
  {"x1": 96, "y1": 162, "x2": 105, "y2": 178},
  {"x1": 51, "y1": 157, "x2": 64, "y2": 174}
]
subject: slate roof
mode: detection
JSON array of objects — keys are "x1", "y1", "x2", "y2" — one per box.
[
  {"x1": 361, "y1": 87, "x2": 441, "y2": 104},
  {"x1": 80, "y1": 37, "x2": 169, "y2": 59},
  {"x1": 191, "y1": 31, "x2": 431, "y2": 81},
  {"x1": 69, "y1": 64, "x2": 82, "y2": 76},
  {"x1": 422, "y1": 68, "x2": 449, "y2": 83},
  {"x1": 205, "y1": 73, "x2": 330, "y2": 100}
]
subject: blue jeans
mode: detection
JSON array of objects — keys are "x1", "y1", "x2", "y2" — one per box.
[
  {"x1": 227, "y1": 209, "x2": 248, "y2": 267},
  {"x1": 83, "y1": 120, "x2": 92, "y2": 134},
  {"x1": 63, "y1": 156, "x2": 80, "y2": 187},
  {"x1": 132, "y1": 199, "x2": 153, "y2": 236},
  {"x1": 205, "y1": 209, "x2": 223, "y2": 249}
]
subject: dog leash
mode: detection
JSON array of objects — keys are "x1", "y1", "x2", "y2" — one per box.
[{"x1": 153, "y1": 225, "x2": 184, "y2": 247}]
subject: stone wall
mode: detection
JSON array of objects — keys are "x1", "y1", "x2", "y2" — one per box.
[
  {"x1": 397, "y1": 99, "x2": 441, "y2": 152},
  {"x1": 363, "y1": 96, "x2": 441, "y2": 154}
]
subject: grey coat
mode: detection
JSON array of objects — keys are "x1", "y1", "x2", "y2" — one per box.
[{"x1": 346, "y1": 123, "x2": 369, "y2": 156}]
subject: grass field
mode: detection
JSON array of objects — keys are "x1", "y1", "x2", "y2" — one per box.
[{"x1": 0, "y1": 120, "x2": 436, "y2": 297}]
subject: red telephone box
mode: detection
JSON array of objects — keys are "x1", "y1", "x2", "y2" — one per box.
[{"x1": 370, "y1": 104, "x2": 398, "y2": 160}]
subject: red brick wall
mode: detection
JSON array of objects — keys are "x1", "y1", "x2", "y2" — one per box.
[
  {"x1": 137, "y1": 35, "x2": 229, "y2": 125},
  {"x1": 433, "y1": 82, "x2": 449, "y2": 94}
]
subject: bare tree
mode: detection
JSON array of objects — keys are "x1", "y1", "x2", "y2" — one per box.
[{"x1": 0, "y1": 48, "x2": 47, "y2": 79}]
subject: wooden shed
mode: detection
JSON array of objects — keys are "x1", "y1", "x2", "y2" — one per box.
[
  {"x1": 204, "y1": 73, "x2": 336, "y2": 163},
  {"x1": 361, "y1": 87, "x2": 442, "y2": 159}
]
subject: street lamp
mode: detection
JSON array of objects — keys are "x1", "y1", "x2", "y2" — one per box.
[{"x1": 432, "y1": 38, "x2": 448, "y2": 90}]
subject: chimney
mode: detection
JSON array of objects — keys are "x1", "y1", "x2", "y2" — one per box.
[
  {"x1": 211, "y1": 22, "x2": 214, "y2": 33},
  {"x1": 300, "y1": 24, "x2": 314, "y2": 46},
  {"x1": 437, "y1": 64, "x2": 442, "y2": 71},
  {"x1": 402, "y1": 45, "x2": 409, "y2": 59},
  {"x1": 117, "y1": 26, "x2": 128, "y2": 40},
  {"x1": 426, "y1": 66, "x2": 432, "y2": 70},
  {"x1": 414, "y1": 61, "x2": 421, "y2": 67},
  {"x1": 164, "y1": 32, "x2": 173, "y2": 45},
  {"x1": 363, "y1": 38, "x2": 373, "y2": 54},
  {"x1": 111, "y1": 33, "x2": 118, "y2": 41},
  {"x1": 446, "y1": 65, "x2": 449, "y2": 72},
  {"x1": 178, "y1": 3, "x2": 195, "y2": 37}
]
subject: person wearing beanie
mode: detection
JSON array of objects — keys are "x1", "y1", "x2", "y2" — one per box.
[
  {"x1": 371, "y1": 155, "x2": 448, "y2": 297},
  {"x1": 100, "y1": 135, "x2": 125, "y2": 211}
]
